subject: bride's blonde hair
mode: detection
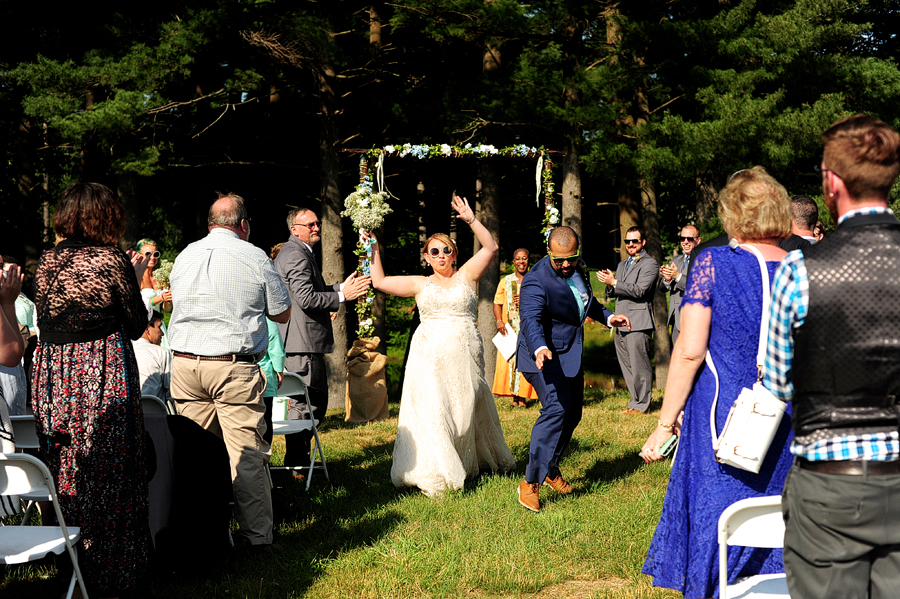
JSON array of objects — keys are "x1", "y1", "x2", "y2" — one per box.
[{"x1": 423, "y1": 233, "x2": 457, "y2": 257}]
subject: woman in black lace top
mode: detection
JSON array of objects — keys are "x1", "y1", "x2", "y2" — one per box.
[{"x1": 32, "y1": 182, "x2": 151, "y2": 597}]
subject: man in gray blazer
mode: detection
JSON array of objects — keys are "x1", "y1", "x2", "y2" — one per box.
[
  {"x1": 274, "y1": 208, "x2": 370, "y2": 470},
  {"x1": 658, "y1": 225, "x2": 700, "y2": 346},
  {"x1": 598, "y1": 226, "x2": 659, "y2": 414}
]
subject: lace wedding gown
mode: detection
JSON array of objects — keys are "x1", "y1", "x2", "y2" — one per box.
[{"x1": 391, "y1": 276, "x2": 516, "y2": 496}]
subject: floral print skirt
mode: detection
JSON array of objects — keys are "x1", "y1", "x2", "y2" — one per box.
[{"x1": 32, "y1": 331, "x2": 150, "y2": 595}]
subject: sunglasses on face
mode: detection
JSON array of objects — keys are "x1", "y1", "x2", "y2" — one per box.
[
  {"x1": 624, "y1": 239, "x2": 642, "y2": 245},
  {"x1": 143, "y1": 251, "x2": 161, "y2": 258},
  {"x1": 549, "y1": 250, "x2": 580, "y2": 265},
  {"x1": 293, "y1": 221, "x2": 321, "y2": 230},
  {"x1": 428, "y1": 246, "x2": 454, "y2": 256},
  {"x1": 679, "y1": 236, "x2": 698, "y2": 242}
]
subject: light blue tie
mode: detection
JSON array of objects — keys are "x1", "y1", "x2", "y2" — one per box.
[{"x1": 566, "y1": 278, "x2": 585, "y2": 320}]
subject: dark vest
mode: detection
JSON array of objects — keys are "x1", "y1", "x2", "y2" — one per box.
[{"x1": 792, "y1": 212, "x2": 900, "y2": 444}]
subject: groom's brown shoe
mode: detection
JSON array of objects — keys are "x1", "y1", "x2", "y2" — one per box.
[
  {"x1": 518, "y1": 479, "x2": 541, "y2": 512},
  {"x1": 543, "y1": 474, "x2": 574, "y2": 494}
]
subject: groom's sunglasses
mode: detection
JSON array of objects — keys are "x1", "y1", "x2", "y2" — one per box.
[
  {"x1": 428, "y1": 246, "x2": 454, "y2": 256},
  {"x1": 549, "y1": 250, "x2": 580, "y2": 265}
]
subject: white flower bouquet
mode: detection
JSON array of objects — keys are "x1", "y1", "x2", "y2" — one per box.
[
  {"x1": 341, "y1": 178, "x2": 392, "y2": 231},
  {"x1": 153, "y1": 258, "x2": 175, "y2": 287}
]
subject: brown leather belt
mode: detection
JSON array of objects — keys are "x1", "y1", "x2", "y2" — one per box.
[
  {"x1": 173, "y1": 351, "x2": 257, "y2": 364},
  {"x1": 798, "y1": 458, "x2": 900, "y2": 476}
]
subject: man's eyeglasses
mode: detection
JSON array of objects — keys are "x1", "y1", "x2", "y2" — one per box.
[
  {"x1": 814, "y1": 164, "x2": 843, "y2": 179},
  {"x1": 624, "y1": 239, "x2": 642, "y2": 245},
  {"x1": 428, "y1": 246, "x2": 454, "y2": 256},
  {"x1": 678, "y1": 236, "x2": 698, "y2": 242},
  {"x1": 549, "y1": 250, "x2": 580, "y2": 265},
  {"x1": 143, "y1": 251, "x2": 160, "y2": 258},
  {"x1": 293, "y1": 221, "x2": 321, "y2": 230}
]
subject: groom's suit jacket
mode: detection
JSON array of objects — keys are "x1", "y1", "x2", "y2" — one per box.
[
  {"x1": 517, "y1": 257, "x2": 613, "y2": 378},
  {"x1": 274, "y1": 235, "x2": 341, "y2": 356}
]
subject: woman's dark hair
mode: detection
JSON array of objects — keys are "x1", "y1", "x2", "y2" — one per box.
[{"x1": 53, "y1": 182, "x2": 126, "y2": 245}]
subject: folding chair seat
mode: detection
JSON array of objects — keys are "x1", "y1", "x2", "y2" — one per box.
[
  {"x1": 0, "y1": 453, "x2": 89, "y2": 599},
  {"x1": 269, "y1": 372, "x2": 329, "y2": 491},
  {"x1": 718, "y1": 495, "x2": 790, "y2": 598},
  {"x1": 8, "y1": 415, "x2": 48, "y2": 524}
]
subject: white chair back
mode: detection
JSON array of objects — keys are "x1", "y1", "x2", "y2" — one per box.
[
  {"x1": 717, "y1": 495, "x2": 789, "y2": 598},
  {"x1": 276, "y1": 372, "x2": 307, "y2": 397},
  {"x1": 9, "y1": 415, "x2": 39, "y2": 450},
  {"x1": 142, "y1": 394, "x2": 169, "y2": 415}
]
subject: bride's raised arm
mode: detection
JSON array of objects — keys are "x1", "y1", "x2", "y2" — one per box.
[
  {"x1": 454, "y1": 195, "x2": 498, "y2": 287},
  {"x1": 362, "y1": 231, "x2": 426, "y2": 298}
]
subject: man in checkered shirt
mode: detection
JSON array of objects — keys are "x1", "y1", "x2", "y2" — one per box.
[{"x1": 763, "y1": 114, "x2": 900, "y2": 599}]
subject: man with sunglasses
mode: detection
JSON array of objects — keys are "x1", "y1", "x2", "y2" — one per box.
[
  {"x1": 274, "y1": 207, "x2": 370, "y2": 475},
  {"x1": 597, "y1": 225, "x2": 659, "y2": 414},
  {"x1": 658, "y1": 226, "x2": 700, "y2": 345},
  {"x1": 516, "y1": 227, "x2": 631, "y2": 512}
]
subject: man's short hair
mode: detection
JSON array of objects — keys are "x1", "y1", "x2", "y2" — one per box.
[
  {"x1": 149, "y1": 311, "x2": 164, "y2": 327},
  {"x1": 790, "y1": 195, "x2": 819, "y2": 231},
  {"x1": 822, "y1": 114, "x2": 900, "y2": 200},
  {"x1": 625, "y1": 225, "x2": 644, "y2": 239},
  {"x1": 208, "y1": 193, "x2": 248, "y2": 228},
  {"x1": 681, "y1": 225, "x2": 699, "y2": 238},
  {"x1": 286, "y1": 207, "x2": 315, "y2": 231},
  {"x1": 547, "y1": 226, "x2": 578, "y2": 249}
]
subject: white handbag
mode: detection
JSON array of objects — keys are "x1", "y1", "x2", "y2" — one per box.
[{"x1": 706, "y1": 244, "x2": 787, "y2": 474}]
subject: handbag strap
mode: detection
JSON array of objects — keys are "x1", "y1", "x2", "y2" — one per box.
[{"x1": 707, "y1": 243, "x2": 771, "y2": 448}]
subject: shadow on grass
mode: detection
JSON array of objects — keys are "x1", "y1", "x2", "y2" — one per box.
[{"x1": 584, "y1": 451, "x2": 647, "y2": 487}]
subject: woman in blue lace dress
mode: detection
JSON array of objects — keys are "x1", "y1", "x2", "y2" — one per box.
[{"x1": 641, "y1": 167, "x2": 795, "y2": 598}]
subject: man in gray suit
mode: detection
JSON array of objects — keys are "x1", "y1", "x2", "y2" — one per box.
[
  {"x1": 598, "y1": 226, "x2": 659, "y2": 414},
  {"x1": 275, "y1": 207, "x2": 370, "y2": 471},
  {"x1": 658, "y1": 225, "x2": 700, "y2": 346}
]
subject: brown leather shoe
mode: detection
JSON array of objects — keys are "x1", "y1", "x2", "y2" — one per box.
[
  {"x1": 292, "y1": 472, "x2": 307, "y2": 483},
  {"x1": 518, "y1": 479, "x2": 540, "y2": 512},
  {"x1": 620, "y1": 408, "x2": 643, "y2": 415},
  {"x1": 543, "y1": 474, "x2": 574, "y2": 494}
]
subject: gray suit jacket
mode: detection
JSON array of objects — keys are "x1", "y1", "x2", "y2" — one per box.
[
  {"x1": 274, "y1": 235, "x2": 341, "y2": 356},
  {"x1": 658, "y1": 253, "x2": 690, "y2": 329},
  {"x1": 606, "y1": 249, "x2": 658, "y2": 332}
]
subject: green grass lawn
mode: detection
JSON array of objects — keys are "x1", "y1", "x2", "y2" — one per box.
[{"x1": 1, "y1": 387, "x2": 679, "y2": 599}]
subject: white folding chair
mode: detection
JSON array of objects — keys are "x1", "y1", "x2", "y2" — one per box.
[
  {"x1": 8, "y1": 415, "x2": 49, "y2": 524},
  {"x1": 141, "y1": 394, "x2": 172, "y2": 415},
  {"x1": 718, "y1": 495, "x2": 790, "y2": 599},
  {"x1": 270, "y1": 372, "x2": 330, "y2": 491},
  {"x1": 0, "y1": 453, "x2": 89, "y2": 599}
]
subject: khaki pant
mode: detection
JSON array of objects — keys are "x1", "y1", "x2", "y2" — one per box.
[{"x1": 171, "y1": 357, "x2": 272, "y2": 545}]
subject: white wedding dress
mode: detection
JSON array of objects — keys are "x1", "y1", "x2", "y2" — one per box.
[{"x1": 391, "y1": 276, "x2": 516, "y2": 496}]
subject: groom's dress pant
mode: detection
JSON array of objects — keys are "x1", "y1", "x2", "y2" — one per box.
[{"x1": 522, "y1": 368, "x2": 584, "y2": 484}]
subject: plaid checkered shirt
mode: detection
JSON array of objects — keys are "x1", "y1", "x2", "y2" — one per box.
[{"x1": 762, "y1": 207, "x2": 900, "y2": 461}]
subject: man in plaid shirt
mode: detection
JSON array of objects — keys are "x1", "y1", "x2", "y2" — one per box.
[{"x1": 763, "y1": 114, "x2": 900, "y2": 599}]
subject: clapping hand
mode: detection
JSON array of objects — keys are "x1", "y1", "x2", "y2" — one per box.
[
  {"x1": 0, "y1": 264, "x2": 23, "y2": 305},
  {"x1": 596, "y1": 269, "x2": 616, "y2": 287},
  {"x1": 343, "y1": 271, "x2": 372, "y2": 301}
]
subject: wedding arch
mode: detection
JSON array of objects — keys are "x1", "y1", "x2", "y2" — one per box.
[{"x1": 341, "y1": 144, "x2": 560, "y2": 338}]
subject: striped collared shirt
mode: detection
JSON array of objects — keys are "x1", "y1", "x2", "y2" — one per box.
[
  {"x1": 168, "y1": 228, "x2": 290, "y2": 356},
  {"x1": 762, "y1": 207, "x2": 900, "y2": 461}
]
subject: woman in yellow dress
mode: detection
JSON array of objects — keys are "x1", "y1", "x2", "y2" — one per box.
[{"x1": 492, "y1": 248, "x2": 539, "y2": 407}]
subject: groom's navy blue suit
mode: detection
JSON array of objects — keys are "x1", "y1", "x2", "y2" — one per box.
[{"x1": 517, "y1": 257, "x2": 614, "y2": 484}]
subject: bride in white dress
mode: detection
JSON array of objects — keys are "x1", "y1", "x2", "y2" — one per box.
[{"x1": 364, "y1": 195, "x2": 515, "y2": 496}]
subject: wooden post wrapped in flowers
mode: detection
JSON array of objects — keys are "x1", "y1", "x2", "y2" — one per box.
[{"x1": 340, "y1": 157, "x2": 393, "y2": 421}]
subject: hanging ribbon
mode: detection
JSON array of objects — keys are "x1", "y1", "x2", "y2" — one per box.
[
  {"x1": 535, "y1": 154, "x2": 544, "y2": 206},
  {"x1": 376, "y1": 152, "x2": 385, "y2": 193}
]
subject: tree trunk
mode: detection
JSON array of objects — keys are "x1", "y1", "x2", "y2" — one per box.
[
  {"x1": 561, "y1": 135, "x2": 582, "y2": 238},
  {"x1": 118, "y1": 173, "x2": 143, "y2": 251},
  {"x1": 314, "y1": 67, "x2": 349, "y2": 410},
  {"x1": 640, "y1": 178, "x2": 670, "y2": 388},
  {"x1": 616, "y1": 181, "x2": 639, "y2": 260},
  {"x1": 476, "y1": 160, "x2": 501, "y2": 387}
]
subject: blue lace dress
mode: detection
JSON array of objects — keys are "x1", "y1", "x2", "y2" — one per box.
[{"x1": 642, "y1": 245, "x2": 794, "y2": 599}]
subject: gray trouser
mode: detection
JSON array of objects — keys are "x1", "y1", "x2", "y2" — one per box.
[
  {"x1": 614, "y1": 329, "x2": 652, "y2": 412},
  {"x1": 783, "y1": 462, "x2": 900, "y2": 599}
]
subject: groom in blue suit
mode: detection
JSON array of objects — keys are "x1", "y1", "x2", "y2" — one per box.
[{"x1": 516, "y1": 227, "x2": 631, "y2": 512}]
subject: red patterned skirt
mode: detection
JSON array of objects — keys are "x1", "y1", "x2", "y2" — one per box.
[{"x1": 32, "y1": 330, "x2": 150, "y2": 595}]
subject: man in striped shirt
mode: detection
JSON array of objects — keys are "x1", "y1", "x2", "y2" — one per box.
[{"x1": 763, "y1": 114, "x2": 900, "y2": 599}]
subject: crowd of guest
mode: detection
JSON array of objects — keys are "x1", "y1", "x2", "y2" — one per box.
[{"x1": 4, "y1": 113, "x2": 900, "y2": 599}]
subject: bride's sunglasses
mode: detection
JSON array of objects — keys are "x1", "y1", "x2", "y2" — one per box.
[
  {"x1": 143, "y1": 251, "x2": 161, "y2": 258},
  {"x1": 428, "y1": 246, "x2": 453, "y2": 256}
]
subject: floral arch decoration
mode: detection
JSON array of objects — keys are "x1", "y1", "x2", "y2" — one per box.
[{"x1": 341, "y1": 143, "x2": 559, "y2": 339}]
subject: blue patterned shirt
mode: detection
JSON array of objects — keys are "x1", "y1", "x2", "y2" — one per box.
[
  {"x1": 763, "y1": 207, "x2": 900, "y2": 461},
  {"x1": 168, "y1": 228, "x2": 291, "y2": 356}
]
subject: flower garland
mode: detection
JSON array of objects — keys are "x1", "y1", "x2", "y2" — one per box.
[{"x1": 366, "y1": 143, "x2": 543, "y2": 160}]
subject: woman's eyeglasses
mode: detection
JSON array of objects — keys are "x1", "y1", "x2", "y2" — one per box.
[
  {"x1": 428, "y1": 246, "x2": 454, "y2": 256},
  {"x1": 143, "y1": 251, "x2": 160, "y2": 258}
]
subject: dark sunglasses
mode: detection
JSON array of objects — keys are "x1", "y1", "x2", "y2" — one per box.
[
  {"x1": 143, "y1": 251, "x2": 161, "y2": 258},
  {"x1": 678, "y1": 236, "x2": 698, "y2": 242},
  {"x1": 428, "y1": 246, "x2": 453, "y2": 256},
  {"x1": 624, "y1": 239, "x2": 643, "y2": 245},
  {"x1": 293, "y1": 221, "x2": 320, "y2": 230}
]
